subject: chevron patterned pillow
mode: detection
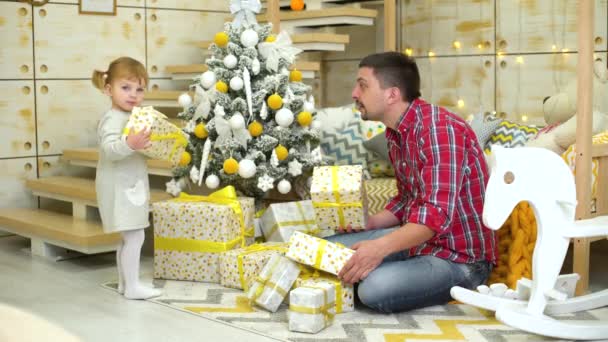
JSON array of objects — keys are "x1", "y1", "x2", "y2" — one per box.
[
  {"x1": 320, "y1": 118, "x2": 374, "y2": 170},
  {"x1": 484, "y1": 120, "x2": 540, "y2": 152}
]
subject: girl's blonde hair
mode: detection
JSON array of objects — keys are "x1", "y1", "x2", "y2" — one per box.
[{"x1": 92, "y1": 57, "x2": 149, "y2": 90}]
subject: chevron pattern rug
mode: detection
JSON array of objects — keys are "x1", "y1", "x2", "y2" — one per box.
[{"x1": 103, "y1": 280, "x2": 608, "y2": 341}]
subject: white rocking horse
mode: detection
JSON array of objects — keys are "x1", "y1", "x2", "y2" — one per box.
[{"x1": 451, "y1": 145, "x2": 608, "y2": 340}]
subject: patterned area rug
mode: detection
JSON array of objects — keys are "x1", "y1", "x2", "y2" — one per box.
[{"x1": 102, "y1": 280, "x2": 608, "y2": 341}]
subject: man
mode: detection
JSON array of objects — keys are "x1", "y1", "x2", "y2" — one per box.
[{"x1": 326, "y1": 51, "x2": 497, "y2": 313}]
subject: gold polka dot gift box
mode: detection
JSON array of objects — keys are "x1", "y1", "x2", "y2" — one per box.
[
  {"x1": 260, "y1": 200, "x2": 321, "y2": 242},
  {"x1": 289, "y1": 282, "x2": 336, "y2": 334},
  {"x1": 294, "y1": 268, "x2": 354, "y2": 313},
  {"x1": 218, "y1": 242, "x2": 288, "y2": 291},
  {"x1": 246, "y1": 254, "x2": 301, "y2": 313},
  {"x1": 285, "y1": 231, "x2": 355, "y2": 276},
  {"x1": 310, "y1": 165, "x2": 368, "y2": 234},
  {"x1": 123, "y1": 106, "x2": 188, "y2": 167},
  {"x1": 152, "y1": 186, "x2": 255, "y2": 283}
]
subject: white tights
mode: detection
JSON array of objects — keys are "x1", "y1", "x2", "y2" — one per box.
[{"x1": 116, "y1": 229, "x2": 161, "y2": 300}]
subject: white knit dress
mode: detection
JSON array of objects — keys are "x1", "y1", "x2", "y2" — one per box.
[{"x1": 95, "y1": 108, "x2": 150, "y2": 233}]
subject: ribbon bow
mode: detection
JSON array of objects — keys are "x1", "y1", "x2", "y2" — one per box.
[
  {"x1": 257, "y1": 31, "x2": 302, "y2": 72},
  {"x1": 230, "y1": 0, "x2": 261, "y2": 28},
  {"x1": 212, "y1": 107, "x2": 251, "y2": 149}
]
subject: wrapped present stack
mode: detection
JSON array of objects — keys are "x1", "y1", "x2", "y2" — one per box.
[
  {"x1": 124, "y1": 106, "x2": 188, "y2": 166},
  {"x1": 153, "y1": 186, "x2": 254, "y2": 282},
  {"x1": 310, "y1": 165, "x2": 368, "y2": 234}
]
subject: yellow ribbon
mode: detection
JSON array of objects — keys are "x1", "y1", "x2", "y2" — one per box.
[
  {"x1": 298, "y1": 269, "x2": 344, "y2": 314},
  {"x1": 250, "y1": 255, "x2": 287, "y2": 303},
  {"x1": 266, "y1": 202, "x2": 319, "y2": 239},
  {"x1": 289, "y1": 285, "x2": 334, "y2": 326},
  {"x1": 236, "y1": 243, "x2": 288, "y2": 291},
  {"x1": 314, "y1": 239, "x2": 328, "y2": 270},
  {"x1": 312, "y1": 166, "x2": 363, "y2": 228},
  {"x1": 171, "y1": 186, "x2": 248, "y2": 247},
  {"x1": 154, "y1": 235, "x2": 242, "y2": 253},
  {"x1": 123, "y1": 127, "x2": 187, "y2": 161}
]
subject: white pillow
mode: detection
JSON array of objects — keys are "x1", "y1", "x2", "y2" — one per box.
[{"x1": 315, "y1": 104, "x2": 358, "y2": 132}]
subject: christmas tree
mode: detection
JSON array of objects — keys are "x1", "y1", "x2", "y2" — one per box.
[{"x1": 166, "y1": 0, "x2": 324, "y2": 200}]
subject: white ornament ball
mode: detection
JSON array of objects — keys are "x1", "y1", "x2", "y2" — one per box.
[
  {"x1": 303, "y1": 101, "x2": 315, "y2": 112},
  {"x1": 178, "y1": 93, "x2": 192, "y2": 108},
  {"x1": 200, "y1": 71, "x2": 216, "y2": 89},
  {"x1": 229, "y1": 113, "x2": 245, "y2": 129},
  {"x1": 224, "y1": 54, "x2": 238, "y2": 69},
  {"x1": 238, "y1": 159, "x2": 257, "y2": 179},
  {"x1": 205, "y1": 174, "x2": 220, "y2": 189},
  {"x1": 311, "y1": 120, "x2": 322, "y2": 130},
  {"x1": 275, "y1": 108, "x2": 294, "y2": 128},
  {"x1": 229, "y1": 76, "x2": 244, "y2": 91},
  {"x1": 240, "y1": 29, "x2": 259, "y2": 48},
  {"x1": 251, "y1": 58, "x2": 261, "y2": 75},
  {"x1": 277, "y1": 179, "x2": 292, "y2": 194},
  {"x1": 280, "y1": 68, "x2": 290, "y2": 76}
]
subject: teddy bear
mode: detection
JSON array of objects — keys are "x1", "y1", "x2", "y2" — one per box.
[{"x1": 525, "y1": 58, "x2": 608, "y2": 155}]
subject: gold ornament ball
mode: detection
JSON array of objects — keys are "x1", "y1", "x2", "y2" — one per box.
[
  {"x1": 179, "y1": 151, "x2": 191, "y2": 166},
  {"x1": 267, "y1": 93, "x2": 283, "y2": 110},
  {"x1": 193, "y1": 123, "x2": 208, "y2": 138},
  {"x1": 275, "y1": 145, "x2": 288, "y2": 161},
  {"x1": 265, "y1": 35, "x2": 276, "y2": 42},
  {"x1": 297, "y1": 111, "x2": 313, "y2": 126},
  {"x1": 248, "y1": 121, "x2": 263, "y2": 137},
  {"x1": 289, "y1": 69, "x2": 303, "y2": 82},
  {"x1": 214, "y1": 32, "x2": 229, "y2": 47},
  {"x1": 223, "y1": 158, "x2": 239, "y2": 174},
  {"x1": 215, "y1": 80, "x2": 228, "y2": 93}
]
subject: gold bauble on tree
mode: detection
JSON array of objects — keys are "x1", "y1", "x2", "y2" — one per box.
[
  {"x1": 275, "y1": 145, "x2": 288, "y2": 161},
  {"x1": 179, "y1": 151, "x2": 191, "y2": 166},
  {"x1": 265, "y1": 35, "x2": 276, "y2": 42},
  {"x1": 297, "y1": 111, "x2": 312, "y2": 126},
  {"x1": 223, "y1": 157, "x2": 239, "y2": 174},
  {"x1": 193, "y1": 123, "x2": 208, "y2": 138},
  {"x1": 214, "y1": 32, "x2": 229, "y2": 47},
  {"x1": 215, "y1": 80, "x2": 228, "y2": 93},
  {"x1": 289, "y1": 69, "x2": 303, "y2": 82},
  {"x1": 267, "y1": 93, "x2": 283, "y2": 110},
  {"x1": 248, "y1": 121, "x2": 263, "y2": 137}
]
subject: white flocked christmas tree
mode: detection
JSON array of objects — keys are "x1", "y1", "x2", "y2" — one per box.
[{"x1": 166, "y1": 0, "x2": 325, "y2": 200}]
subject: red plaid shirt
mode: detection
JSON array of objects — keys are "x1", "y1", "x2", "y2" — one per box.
[{"x1": 385, "y1": 98, "x2": 497, "y2": 264}]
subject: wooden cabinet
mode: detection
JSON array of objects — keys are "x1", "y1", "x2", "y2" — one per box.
[
  {"x1": 0, "y1": 158, "x2": 38, "y2": 209},
  {"x1": 0, "y1": 81, "x2": 37, "y2": 158},
  {"x1": 0, "y1": 2, "x2": 34, "y2": 79}
]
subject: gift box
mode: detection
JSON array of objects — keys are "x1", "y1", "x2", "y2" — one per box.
[
  {"x1": 260, "y1": 200, "x2": 321, "y2": 242},
  {"x1": 124, "y1": 106, "x2": 188, "y2": 166},
  {"x1": 285, "y1": 231, "x2": 355, "y2": 276},
  {"x1": 246, "y1": 254, "x2": 300, "y2": 312},
  {"x1": 310, "y1": 165, "x2": 368, "y2": 233},
  {"x1": 153, "y1": 186, "x2": 254, "y2": 282},
  {"x1": 294, "y1": 270, "x2": 354, "y2": 313},
  {"x1": 218, "y1": 242, "x2": 288, "y2": 291},
  {"x1": 289, "y1": 283, "x2": 335, "y2": 334}
]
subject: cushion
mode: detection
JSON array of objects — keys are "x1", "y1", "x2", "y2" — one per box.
[
  {"x1": 469, "y1": 112, "x2": 502, "y2": 149},
  {"x1": 364, "y1": 178, "x2": 398, "y2": 215},
  {"x1": 368, "y1": 158, "x2": 395, "y2": 178},
  {"x1": 363, "y1": 132, "x2": 389, "y2": 161},
  {"x1": 320, "y1": 117, "x2": 374, "y2": 171},
  {"x1": 562, "y1": 130, "x2": 608, "y2": 199},
  {"x1": 315, "y1": 104, "x2": 358, "y2": 132},
  {"x1": 485, "y1": 120, "x2": 540, "y2": 152},
  {"x1": 360, "y1": 118, "x2": 386, "y2": 140}
]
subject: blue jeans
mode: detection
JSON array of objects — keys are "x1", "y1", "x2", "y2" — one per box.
[{"x1": 325, "y1": 228, "x2": 491, "y2": 313}]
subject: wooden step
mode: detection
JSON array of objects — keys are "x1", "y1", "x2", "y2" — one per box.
[
  {"x1": 26, "y1": 176, "x2": 172, "y2": 210},
  {"x1": 143, "y1": 90, "x2": 188, "y2": 108},
  {"x1": 198, "y1": 32, "x2": 349, "y2": 52},
  {"x1": 62, "y1": 148, "x2": 173, "y2": 177},
  {"x1": 262, "y1": 0, "x2": 379, "y2": 10},
  {"x1": 166, "y1": 64, "x2": 208, "y2": 81},
  {"x1": 257, "y1": 7, "x2": 376, "y2": 28},
  {"x1": 0, "y1": 208, "x2": 121, "y2": 257}
]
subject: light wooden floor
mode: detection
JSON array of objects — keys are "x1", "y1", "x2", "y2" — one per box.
[{"x1": 0, "y1": 234, "x2": 607, "y2": 342}]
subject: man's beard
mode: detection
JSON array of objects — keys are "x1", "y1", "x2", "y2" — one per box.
[{"x1": 355, "y1": 101, "x2": 368, "y2": 120}]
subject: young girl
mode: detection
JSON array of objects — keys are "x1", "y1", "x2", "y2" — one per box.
[{"x1": 92, "y1": 57, "x2": 161, "y2": 300}]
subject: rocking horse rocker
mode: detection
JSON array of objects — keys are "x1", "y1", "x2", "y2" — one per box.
[{"x1": 451, "y1": 145, "x2": 608, "y2": 340}]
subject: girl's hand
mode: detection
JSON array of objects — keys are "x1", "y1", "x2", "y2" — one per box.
[{"x1": 126, "y1": 128, "x2": 151, "y2": 150}]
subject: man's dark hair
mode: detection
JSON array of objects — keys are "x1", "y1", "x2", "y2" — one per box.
[{"x1": 359, "y1": 52, "x2": 421, "y2": 102}]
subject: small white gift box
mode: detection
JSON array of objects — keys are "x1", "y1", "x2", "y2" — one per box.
[
  {"x1": 246, "y1": 254, "x2": 300, "y2": 312},
  {"x1": 288, "y1": 282, "x2": 335, "y2": 334}
]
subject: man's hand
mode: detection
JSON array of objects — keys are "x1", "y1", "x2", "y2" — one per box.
[
  {"x1": 338, "y1": 239, "x2": 388, "y2": 284},
  {"x1": 126, "y1": 127, "x2": 151, "y2": 150}
]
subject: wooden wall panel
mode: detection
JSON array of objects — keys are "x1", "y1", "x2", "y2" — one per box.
[
  {"x1": 496, "y1": 0, "x2": 608, "y2": 54},
  {"x1": 0, "y1": 2, "x2": 34, "y2": 79},
  {"x1": 0, "y1": 81, "x2": 36, "y2": 159},
  {"x1": 147, "y1": 9, "x2": 227, "y2": 78},
  {"x1": 401, "y1": 0, "x2": 495, "y2": 57},
  {"x1": 49, "y1": 0, "x2": 144, "y2": 7},
  {"x1": 496, "y1": 53, "x2": 583, "y2": 126},
  {"x1": 416, "y1": 56, "x2": 495, "y2": 118},
  {"x1": 148, "y1": 0, "x2": 229, "y2": 11},
  {"x1": 36, "y1": 80, "x2": 110, "y2": 155},
  {"x1": 33, "y1": 3, "x2": 146, "y2": 79},
  {"x1": 322, "y1": 60, "x2": 358, "y2": 108},
  {"x1": 0, "y1": 158, "x2": 37, "y2": 209}
]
